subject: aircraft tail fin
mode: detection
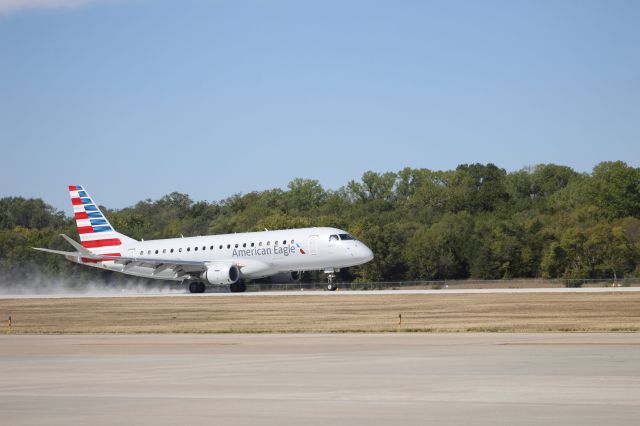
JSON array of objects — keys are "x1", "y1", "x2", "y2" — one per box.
[{"x1": 68, "y1": 185, "x2": 137, "y2": 254}]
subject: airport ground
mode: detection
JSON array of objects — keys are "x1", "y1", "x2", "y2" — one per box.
[
  {"x1": 1, "y1": 290, "x2": 639, "y2": 333},
  {"x1": 1, "y1": 333, "x2": 639, "y2": 426},
  {"x1": 2, "y1": 290, "x2": 639, "y2": 425}
]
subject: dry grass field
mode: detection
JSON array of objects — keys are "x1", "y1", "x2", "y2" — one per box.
[{"x1": 1, "y1": 292, "x2": 639, "y2": 334}]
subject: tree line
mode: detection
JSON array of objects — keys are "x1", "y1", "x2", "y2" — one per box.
[{"x1": 1, "y1": 161, "x2": 639, "y2": 284}]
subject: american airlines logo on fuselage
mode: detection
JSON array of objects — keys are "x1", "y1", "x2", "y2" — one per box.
[{"x1": 232, "y1": 244, "x2": 301, "y2": 258}]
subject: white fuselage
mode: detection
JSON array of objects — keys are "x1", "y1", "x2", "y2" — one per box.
[{"x1": 68, "y1": 227, "x2": 374, "y2": 283}]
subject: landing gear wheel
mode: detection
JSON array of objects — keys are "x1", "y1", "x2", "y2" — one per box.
[
  {"x1": 326, "y1": 273, "x2": 337, "y2": 291},
  {"x1": 189, "y1": 281, "x2": 206, "y2": 293},
  {"x1": 229, "y1": 282, "x2": 246, "y2": 293}
]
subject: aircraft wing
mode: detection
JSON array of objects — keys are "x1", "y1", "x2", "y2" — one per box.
[
  {"x1": 97, "y1": 254, "x2": 208, "y2": 277},
  {"x1": 99, "y1": 255, "x2": 271, "y2": 271},
  {"x1": 99, "y1": 254, "x2": 206, "y2": 267}
]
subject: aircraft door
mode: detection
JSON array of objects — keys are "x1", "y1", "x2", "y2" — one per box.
[
  {"x1": 128, "y1": 248, "x2": 136, "y2": 258},
  {"x1": 308, "y1": 235, "x2": 318, "y2": 255}
]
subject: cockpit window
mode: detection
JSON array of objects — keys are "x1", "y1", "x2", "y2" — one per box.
[
  {"x1": 339, "y1": 233, "x2": 356, "y2": 240},
  {"x1": 329, "y1": 235, "x2": 339, "y2": 241}
]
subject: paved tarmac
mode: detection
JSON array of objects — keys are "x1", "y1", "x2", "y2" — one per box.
[
  {"x1": 2, "y1": 286, "x2": 639, "y2": 299},
  {"x1": 1, "y1": 333, "x2": 639, "y2": 425}
]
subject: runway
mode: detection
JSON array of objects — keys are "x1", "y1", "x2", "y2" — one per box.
[
  {"x1": 1, "y1": 333, "x2": 639, "y2": 426},
  {"x1": 2, "y1": 286, "x2": 639, "y2": 299}
]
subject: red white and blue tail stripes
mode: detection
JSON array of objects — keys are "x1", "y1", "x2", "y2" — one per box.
[{"x1": 68, "y1": 185, "x2": 125, "y2": 258}]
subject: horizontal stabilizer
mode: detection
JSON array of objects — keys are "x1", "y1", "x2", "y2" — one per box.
[
  {"x1": 33, "y1": 234, "x2": 99, "y2": 258},
  {"x1": 33, "y1": 247, "x2": 79, "y2": 256},
  {"x1": 60, "y1": 234, "x2": 93, "y2": 255}
]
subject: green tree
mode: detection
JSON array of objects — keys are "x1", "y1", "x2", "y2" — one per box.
[
  {"x1": 1, "y1": 161, "x2": 639, "y2": 286},
  {"x1": 285, "y1": 178, "x2": 326, "y2": 214},
  {"x1": 589, "y1": 161, "x2": 640, "y2": 219},
  {"x1": 406, "y1": 212, "x2": 473, "y2": 279},
  {"x1": 448, "y1": 163, "x2": 508, "y2": 212}
]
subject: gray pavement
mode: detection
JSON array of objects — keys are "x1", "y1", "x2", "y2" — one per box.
[{"x1": 1, "y1": 333, "x2": 639, "y2": 425}]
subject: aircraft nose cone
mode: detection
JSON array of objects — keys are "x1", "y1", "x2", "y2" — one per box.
[{"x1": 361, "y1": 245, "x2": 374, "y2": 262}]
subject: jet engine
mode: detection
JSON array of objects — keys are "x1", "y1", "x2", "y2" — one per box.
[
  {"x1": 201, "y1": 263, "x2": 240, "y2": 285},
  {"x1": 269, "y1": 271, "x2": 301, "y2": 283}
]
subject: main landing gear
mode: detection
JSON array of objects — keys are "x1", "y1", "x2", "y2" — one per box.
[
  {"x1": 229, "y1": 282, "x2": 247, "y2": 293},
  {"x1": 188, "y1": 281, "x2": 206, "y2": 294},
  {"x1": 187, "y1": 281, "x2": 246, "y2": 293}
]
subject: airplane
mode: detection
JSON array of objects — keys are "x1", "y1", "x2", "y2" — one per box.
[{"x1": 34, "y1": 186, "x2": 374, "y2": 293}]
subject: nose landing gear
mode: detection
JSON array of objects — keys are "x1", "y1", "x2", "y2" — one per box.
[{"x1": 325, "y1": 270, "x2": 338, "y2": 291}]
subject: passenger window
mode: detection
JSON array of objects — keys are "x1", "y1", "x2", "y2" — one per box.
[
  {"x1": 291, "y1": 240, "x2": 294, "y2": 244},
  {"x1": 282, "y1": 240, "x2": 286, "y2": 245},
  {"x1": 266, "y1": 241, "x2": 270, "y2": 246},
  {"x1": 329, "y1": 235, "x2": 339, "y2": 241},
  {"x1": 235, "y1": 244, "x2": 238, "y2": 248},
  {"x1": 203, "y1": 246, "x2": 206, "y2": 251},
  {"x1": 187, "y1": 247, "x2": 191, "y2": 252},
  {"x1": 155, "y1": 250, "x2": 158, "y2": 254},
  {"x1": 219, "y1": 245, "x2": 222, "y2": 249},
  {"x1": 139, "y1": 251, "x2": 143, "y2": 255},
  {"x1": 251, "y1": 242, "x2": 254, "y2": 247},
  {"x1": 170, "y1": 249, "x2": 174, "y2": 253},
  {"x1": 259, "y1": 242, "x2": 262, "y2": 247},
  {"x1": 163, "y1": 249, "x2": 166, "y2": 254},
  {"x1": 179, "y1": 248, "x2": 182, "y2": 253},
  {"x1": 195, "y1": 247, "x2": 198, "y2": 251},
  {"x1": 274, "y1": 240, "x2": 278, "y2": 246},
  {"x1": 210, "y1": 246, "x2": 214, "y2": 250},
  {"x1": 147, "y1": 250, "x2": 151, "y2": 255},
  {"x1": 227, "y1": 244, "x2": 230, "y2": 249},
  {"x1": 243, "y1": 243, "x2": 246, "y2": 248}
]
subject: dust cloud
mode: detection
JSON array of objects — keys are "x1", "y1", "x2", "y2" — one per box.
[{"x1": 0, "y1": 271, "x2": 186, "y2": 296}]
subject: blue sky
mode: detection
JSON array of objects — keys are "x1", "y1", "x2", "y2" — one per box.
[{"x1": 1, "y1": 0, "x2": 638, "y2": 212}]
